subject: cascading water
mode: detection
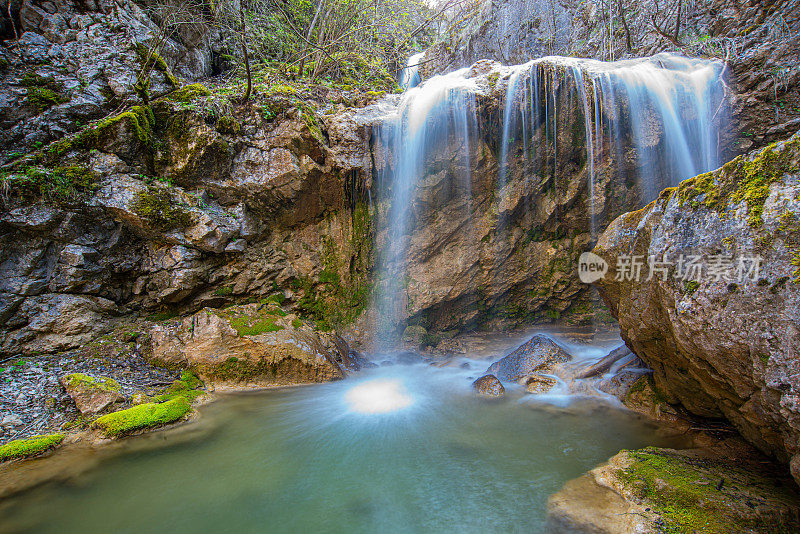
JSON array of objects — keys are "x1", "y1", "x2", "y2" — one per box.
[
  {"x1": 399, "y1": 52, "x2": 425, "y2": 91},
  {"x1": 498, "y1": 53, "x2": 728, "y2": 234},
  {"x1": 373, "y1": 53, "x2": 727, "y2": 345},
  {"x1": 372, "y1": 69, "x2": 480, "y2": 346}
]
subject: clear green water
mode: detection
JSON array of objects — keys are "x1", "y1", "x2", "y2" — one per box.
[{"x1": 0, "y1": 359, "x2": 682, "y2": 534}]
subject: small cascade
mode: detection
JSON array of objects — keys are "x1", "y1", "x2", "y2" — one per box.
[
  {"x1": 372, "y1": 69, "x2": 480, "y2": 346},
  {"x1": 399, "y1": 52, "x2": 425, "y2": 91},
  {"x1": 498, "y1": 54, "x2": 728, "y2": 217}
]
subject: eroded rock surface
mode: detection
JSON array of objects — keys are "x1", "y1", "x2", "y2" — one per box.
[
  {"x1": 59, "y1": 373, "x2": 123, "y2": 414},
  {"x1": 486, "y1": 334, "x2": 571, "y2": 393}
]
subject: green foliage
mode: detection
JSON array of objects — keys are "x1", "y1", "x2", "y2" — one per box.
[
  {"x1": 0, "y1": 434, "x2": 65, "y2": 462},
  {"x1": 292, "y1": 318, "x2": 303, "y2": 328},
  {"x1": 94, "y1": 397, "x2": 190, "y2": 437}
]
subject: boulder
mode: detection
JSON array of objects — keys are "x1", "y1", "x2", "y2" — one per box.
[
  {"x1": 547, "y1": 447, "x2": 800, "y2": 533},
  {"x1": 472, "y1": 374, "x2": 505, "y2": 397},
  {"x1": 486, "y1": 334, "x2": 571, "y2": 383},
  {"x1": 59, "y1": 373, "x2": 123, "y2": 414},
  {"x1": 147, "y1": 303, "x2": 347, "y2": 389},
  {"x1": 592, "y1": 133, "x2": 800, "y2": 483}
]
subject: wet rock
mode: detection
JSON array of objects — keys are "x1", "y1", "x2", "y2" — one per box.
[
  {"x1": 59, "y1": 373, "x2": 123, "y2": 414},
  {"x1": 402, "y1": 325, "x2": 427, "y2": 346},
  {"x1": 525, "y1": 374, "x2": 558, "y2": 394},
  {"x1": 593, "y1": 133, "x2": 800, "y2": 483},
  {"x1": 472, "y1": 374, "x2": 504, "y2": 397},
  {"x1": 147, "y1": 303, "x2": 347, "y2": 389},
  {"x1": 487, "y1": 334, "x2": 571, "y2": 383}
]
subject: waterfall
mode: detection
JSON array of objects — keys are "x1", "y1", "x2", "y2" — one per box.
[
  {"x1": 372, "y1": 68, "x2": 479, "y2": 346},
  {"x1": 498, "y1": 54, "x2": 727, "y2": 212},
  {"x1": 372, "y1": 53, "x2": 728, "y2": 342},
  {"x1": 399, "y1": 52, "x2": 425, "y2": 91}
]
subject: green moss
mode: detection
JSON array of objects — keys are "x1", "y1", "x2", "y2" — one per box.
[
  {"x1": 616, "y1": 447, "x2": 799, "y2": 533},
  {"x1": 92, "y1": 105, "x2": 155, "y2": 147},
  {"x1": 202, "y1": 357, "x2": 280, "y2": 383},
  {"x1": 167, "y1": 83, "x2": 211, "y2": 103},
  {"x1": 227, "y1": 313, "x2": 283, "y2": 336},
  {"x1": 215, "y1": 116, "x2": 241, "y2": 135},
  {"x1": 152, "y1": 370, "x2": 204, "y2": 403},
  {"x1": 0, "y1": 434, "x2": 65, "y2": 462},
  {"x1": 133, "y1": 43, "x2": 179, "y2": 87},
  {"x1": 292, "y1": 318, "x2": 303, "y2": 328},
  {"x1": 3, "y1": 164, "x2": 98, "y2": 201},
  {"x1": 214, "y1": 286, "x2": 233, "y2": 297},
  {"x1": 683, "y1": 280, "x2": 700, "y2": 295},
  {"x1": 63, "y1": 373, "x2": 121, "y2": 393},
  {"x1": 677, "y1": 138, "x2": 799, "y2": 227},
  {"x1": 132, "y1": 187, "x2": 194, "y2": 231},
  {"x1": 93, "y1": 397, "x2": 190, "y2": 437},
  {"x1": 26, "y1": 87, "x2": 67, "y2": 111}
]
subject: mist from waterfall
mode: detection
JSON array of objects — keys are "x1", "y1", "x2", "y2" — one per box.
[{"x1": 372, "y1": 53, "x2": 728, "y2": 344}]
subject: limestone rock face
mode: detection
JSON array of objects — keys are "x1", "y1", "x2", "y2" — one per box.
[
  {"x1": 147, "y1": 303, "x2": 347, "y2": 389},
  {"x1": 472, "y1": 374, "x2": 505, "y2": 397},
  {"x1": 59, "y1": 373, "x2": 123, "y2": 414},
  {"x1": 487, "y1": 334, "x2": 572, "y2": 386},
  {"x1": 592, "y1": 133, "x2": 800, "y2": 481}
]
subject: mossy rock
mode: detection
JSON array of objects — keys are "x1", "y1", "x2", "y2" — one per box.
[
  {"x1": 167, "y1": 83, "x2": 211, "y2": 104},
  {"x1": 614, "y1": 447, "x2": 800, "y2": 532},
  {"x1": 0, "y1": 434, "x2": 64, "y2": 462},
  {"x1": 131, "y1": 186, "x2": 194, "y2": 231},
  {"x1": 93, "y1": 397, "x2": 191, "y2": 437}
]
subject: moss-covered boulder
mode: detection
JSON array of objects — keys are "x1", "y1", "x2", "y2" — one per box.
[
  {"x1": 547, "y1": 447, "x2": 800, "y2": 533},
  {"x1": 147, "y1": 303, "x2": 349, "y2": 389},
  {"x1": 93, "y1": 397, "x2": 191, "y2": 438},
  {"x1": 592, "y1": 132, "x2": 800, "y2": 484},
  {"x1": 59, "y1": 373, "x2": 123, "y2": 415},
  {"x1": 0, "y1": 434, "x2": 65, "y2": 462}
]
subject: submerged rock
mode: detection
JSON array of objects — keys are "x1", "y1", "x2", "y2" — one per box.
[
  {"x1": 592, "y1": 133, "x2": 800, "y2": 483},
  {"x1": 59, "y1": 373, "x2": 123, "y2": 414},
  {"x1": 547, "y1": 447, "x2": 800, "y2": 533},
  {"x1": 472, "y1": 374, "x2": 504, "y2": 397},
  {"x1": 147, "y1": 303, "x2": 347, "y2": 389},
  {"x1": 486, "y1": 334, "x2": 571, "y2": 384}
]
